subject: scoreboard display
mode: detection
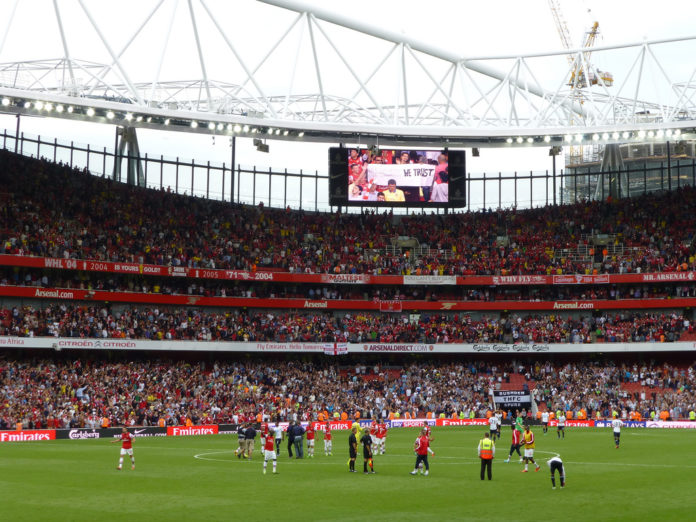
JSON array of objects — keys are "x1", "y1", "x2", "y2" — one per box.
[{"x1": 329, "y1": 147, "x2": 466, "y2": 207}]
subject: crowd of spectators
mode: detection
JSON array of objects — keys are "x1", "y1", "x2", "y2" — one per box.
[
  {"x1": 3, "y1": 149, "x2": 696, "y2": 277},
  {"x1": 1, "y1": 304, "x2": 690, "y2": 343},
  {"x1": 1, "y1": 357, "x2": 693, "y2": 430}
]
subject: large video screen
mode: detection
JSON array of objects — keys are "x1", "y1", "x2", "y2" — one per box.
[{"x1": 328, "y1": 147, "x2": 465, "y2": 207}]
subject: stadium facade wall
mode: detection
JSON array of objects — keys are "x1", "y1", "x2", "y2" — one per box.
[{"x1": 1, "y1": 336, "x2": 696, "y2": 353}]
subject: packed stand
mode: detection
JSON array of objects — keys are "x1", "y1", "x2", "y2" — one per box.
[
  {"x1": 0, "y1": 357, "x2": 693, "y2": 430},
  {"x1": 3, "y1": 150, "x2": 696, "y2": 276},
  {"x1": 0, "y1": 305, "x2": 690, "y2": 343}
]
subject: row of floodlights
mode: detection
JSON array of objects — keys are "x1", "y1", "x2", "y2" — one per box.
[
  {"x1": 506, "y1": 129, "x2": 683, "y2": 145},
  {"x1": 1, "y1": 97, "x2": 305, "y2": 137}
]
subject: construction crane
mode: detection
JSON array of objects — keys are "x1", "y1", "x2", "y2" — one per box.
[
  {"x1": 548, "y1": 0, "x2": 613, "y2": 165},
  {"x1": 548, "y1": 1, "x2": 614, "y2": 88}
]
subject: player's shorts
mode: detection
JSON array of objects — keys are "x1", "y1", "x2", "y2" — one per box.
[
  {"x1": 120, "y1": 448, "x2": 133, "y2": 456},
  {"x1": 557, "y1": 425, "x2": 565, "y2": 430},
  {"x1": 524, "y1": 448, "x2": 534, "y2": 458},
  {"x1": 349, "y1": 449, "x2": 357, "y2": 459},
  {"x1": 614, "y1": 431, "x2": 621, "y2": 439},
  {"x1": 307, "y1": 439, "x2": 314, "y2": 447},
  {"x1": 264, "y1": 450, "x2": 277, "y2": 460},
  {"x1": 363, "y1": 448, "x2": 372, "y2": 459},
  {"x1": 542, "y1": 422, "x2": 548, "y2": 427},
  {"x1": 550, "y1": 460, "x2": 564, "y2": 476},
  {"x1": 375, "y1": 437, "x2": 384, "y2": 446}
]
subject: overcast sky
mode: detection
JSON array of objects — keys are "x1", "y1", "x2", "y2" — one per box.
[{"x1": 1, "y1": 0, "x2": 695, "y2": 209}]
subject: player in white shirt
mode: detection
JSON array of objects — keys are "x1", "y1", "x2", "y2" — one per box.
[
  {"x1": 541, "y1": 411, "x2": 549, "y2": 434},
  {"x1": 557, "y1": 413, "x2": 566, "y2": 439},
  {"x1": 611, "y1": 414, "x2": 624, "y2": 449},
  {"x1": 488, "y1": 414, "x2": 500, "y2": 442},
  {"x1": 547, "y1": 456, "x2": 565, "y2": 489},
  {"x1": 273, "y1": 425, "x2": 284, "y2": 454}
]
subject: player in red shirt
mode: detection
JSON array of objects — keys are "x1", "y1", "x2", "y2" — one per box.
[
  {"x1": 306, "y1": 423, "x2": 316, "y2": 458},
  {"x1": 410, "y1": 428, "x2": 434, "y2": 476},
  {"x1": 262, "y1": 430, "x2": 278, "y2": 475},
  {"x1": 376, "y1": 421, "x2": 388, "y2": 454},
  {"x1": 323, "y1": 420, "x2": 333, "y2": 456},
  {"x1": 111, "y1": 427, "x2": 135, "y2": 470}
]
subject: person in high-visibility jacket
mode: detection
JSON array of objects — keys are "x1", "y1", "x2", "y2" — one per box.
[
  {"x1": 521, "y1": 425, "x2": 541, "y2": 473},
  {"x1": 477, "y1": 432, "x2": 495, "y2": 480}
]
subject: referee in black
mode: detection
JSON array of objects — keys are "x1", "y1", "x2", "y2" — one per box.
[
  {"x1": 360, "y1": 427, "x2": 375, "y2": 474},
  {"x1": 348, "y1": 427, "x2": 358, "y2": 473}
]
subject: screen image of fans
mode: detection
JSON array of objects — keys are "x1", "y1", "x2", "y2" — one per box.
[{"x1": 347, "y1": 149, "x2": 449, "y2": 204}]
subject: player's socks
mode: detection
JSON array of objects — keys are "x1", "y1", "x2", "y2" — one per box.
[
  {"x1": 118, "y1": 457, "x2": 124, "y2": 468},
  {"x1": 273, "y1": 460, "x2": 277, "y2": 473}
]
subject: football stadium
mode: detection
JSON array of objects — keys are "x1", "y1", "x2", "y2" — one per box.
[{"x1": 1, "y1": 1, "x2": 696, "y2": 520}]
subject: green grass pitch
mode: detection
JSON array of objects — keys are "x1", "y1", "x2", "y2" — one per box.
[{"x1": 2, "y1": 426, "x2": 696, "y2": 521}]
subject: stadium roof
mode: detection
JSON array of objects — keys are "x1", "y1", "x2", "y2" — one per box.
[{"x1": 1, "y1": 0, "x2": 696, "y2": 147}]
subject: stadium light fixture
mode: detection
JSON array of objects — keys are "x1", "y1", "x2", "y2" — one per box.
[
  {"x1": 526, "y1": 137, "x2": 533, "y2": 143},
  {"x1": 506, "y1": 138, "x2": 513, "y2": 144},
  {"x1": 191, "y1": 121, "x2": 198, "y2": 128},
  {"x1": 136, "y1": 115, "x2": 143, "y2": 122},
  {"x1": 665, "y1": 129, "x2": 673, "y2": 137},
  {"x1": 564, "y1": 134, "x2": 572, "y2": 142},
  {"x1": 267, "y1": 128, "x2": 274, "y2": 135},
  {"x1": 543, "y1": 135, "x2": 551, "y2": 143},
  {"x1": 283, "y1": 130, "x2": 289, "y2": 136},
  {"x1": 622, "y1": 131, "x2": 629, "y2": 139},
  {"x1": 656, "y1": 129, "x2": 664, "y2": 138},
  {"x1": 612, "y1": 132, "x2": 619, "y2": 139},
  {"x1": 125, "y1": 113, "x2": 133, "y2": 121},
  {"x1": 164, "y1": 118, "x2": 170, "y2": 125},
  {"x1": 226, "y1": 123, "x2": 232, "y2": 131},
  {"x1": 86, "y1": 107, "x2": 95, "y2": 117},
  {"x1": 44, "y1": 103, "x2": 53, "y2": 112},
  {"x1": 674, "y1": 129, "x2": 681, "y2": 136},
  {"x1": 23, "y1": 101, "x2": 31, "y2": 108},
  {"x1": 275, "y1": 129, "x2": 281, "y2": 135},
  {"x1": 601, "y1": 133, "x2": 609, "y2": 140},
  {"x1": 637, "y1": 130, "x2": 646, "y2": 138},
  {"x1": 67, "y1": 106, "x2": 73, "y2": 113},
  {"x1": 647, "y1": 130, "x2": 655, "y2": 138},
  {"x1": 106, "y1": 111, "x2": 115, "y2": 120},
  {"x1": 516, "y1": 137, "x2": 523, "y2": 143},
  {"x1": 1, "y1": 97, "x2": 9, "y2": 106},
  {"x1": 146, "y1": 116, "x2": 152, "y2": 122},
  {"x1": 35, "y1": 101, "x2": 44, "y2": 110},
  {"x1": 208, "y1": 122, "x2": 215, "y2": 130},
  {"x1": 56, "y1": 104, "x2": 64, "y2": 113},
  {"x1": 243, "y1": 125, "x2": 249, "y2": 132},
  {"x1": 592, "y1": 134, "x2": 599, "y2": 141},
  {"x1": 574, "y1": 134, "x2": 583, "y2": 142},
  {"x1": 234, "y1": 124, "x2": 242, "y2": 133},
  {"x1": 298, "y1": 132, "x2": 304, "y2": 137}
]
